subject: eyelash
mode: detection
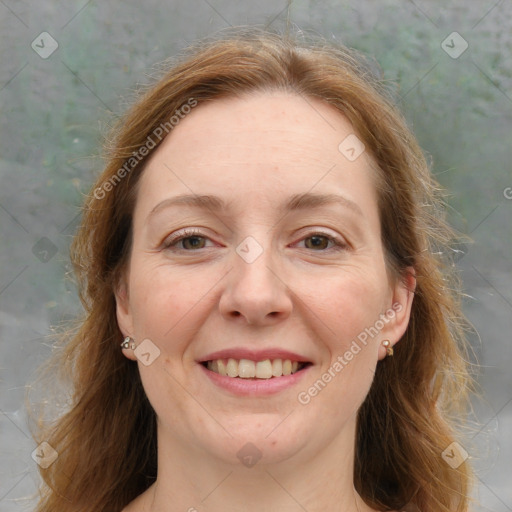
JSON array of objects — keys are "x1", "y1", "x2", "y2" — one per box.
[
  {"x1": 162, "y1": 228, "x2": 214, "y2": 251},
  {"x1": 162, "y1": 228, "x2": 348, "y2": 252}
]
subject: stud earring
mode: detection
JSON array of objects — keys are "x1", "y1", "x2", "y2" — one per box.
[
  {"x1": 121, "y1": 336, "x2": 136, "y2": 350},
  {"x1": 382, "y1": 339, "x2": 394, "y2": 357}
]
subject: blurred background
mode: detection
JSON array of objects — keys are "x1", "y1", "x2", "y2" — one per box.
[{"x1": 0, "y1": 1, "x2": 510, "y2": 510}]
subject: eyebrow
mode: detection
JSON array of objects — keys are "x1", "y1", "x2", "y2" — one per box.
[
  {"x1": 284, "y1": 192, "x2": 363, "y2": 216},
  {"x1": 147, "y1": 192, "x2": 363, "y2": 219}
]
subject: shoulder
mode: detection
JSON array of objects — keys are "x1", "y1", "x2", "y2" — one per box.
[{"x1": 120, "y1": 492, "x2": 146, "y2": 512}]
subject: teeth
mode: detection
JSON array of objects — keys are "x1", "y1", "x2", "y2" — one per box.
[
  {"x1": 217, "y1": 359, "x2": 227, "y2": 376},
  {"x1": 226, "y1": 358, "x2": 238, "y2": 377},
  {"x1": 272, "y1": 359, "x2": 282, "y2": 377},
  {"x1": 206, "y1": 358, "x2": 305, "y2": 379},
  {"x1": 256, "y1": 359, "x2": 273, "y2": 379},
  {"x1": 238, "y1": 359, "x2": 255, "y2": 378}
]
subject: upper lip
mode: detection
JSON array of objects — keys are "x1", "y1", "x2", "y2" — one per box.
[{"x1": 198, "y1": 348, "x2": 311, "y2": 363}]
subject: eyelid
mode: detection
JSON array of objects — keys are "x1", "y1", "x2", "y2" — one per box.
[
  {"x1": 161, "y1": 227, "x2": 349, "y2": 252},
  {"x1": 292, "y1": 228, "x2": 349, "y2": 251},
  {"x1": 161, "y1": 227, "x2": 216, "y2": 249}
]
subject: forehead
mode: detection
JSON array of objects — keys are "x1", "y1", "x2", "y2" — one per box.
[{"x1": 136, "y1": 92, "x2": 379, "y2": 217}]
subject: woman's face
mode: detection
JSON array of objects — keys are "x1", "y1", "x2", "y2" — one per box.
[{"x1": 116, "y1": 92, "x2": 414, "y2": 469}]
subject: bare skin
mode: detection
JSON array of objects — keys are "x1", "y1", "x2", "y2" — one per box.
[{"x1": 117, "y1": 92, "x2": 413, "y2": 512}]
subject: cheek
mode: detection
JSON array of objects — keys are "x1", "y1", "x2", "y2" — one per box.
[
  {"x1": 297, "y1": 269, "x2": 386, "y2": 408},
  {"x1": 128, "y1": 261, "x2": 209, "y2": 341},
  {"x1": 308, "y1": 268, "x2": 387, "y2": 348},
  {"x1": 128, "y1": 263, "x2": 211, "y2": 427}
]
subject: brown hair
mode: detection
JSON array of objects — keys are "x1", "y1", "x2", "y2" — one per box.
[{"x1": 29, "y1": 28, "x2": 474, "y2": 512}]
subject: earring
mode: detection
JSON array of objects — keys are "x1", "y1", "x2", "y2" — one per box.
[
  {"x1": 382, "y1": 339, "x2": 394, "y2": 357},
  {"x1": 121, "y1": 336, "x2": 136, "y2": 350}
]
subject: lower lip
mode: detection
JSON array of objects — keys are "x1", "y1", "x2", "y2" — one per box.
[{"x1": 199, "y1": 363, "x2": 311, "y2": 396}]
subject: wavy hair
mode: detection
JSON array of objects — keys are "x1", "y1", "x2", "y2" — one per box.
[{"x1": 29, "y1": 28, "x2": 474, "y2": 512}]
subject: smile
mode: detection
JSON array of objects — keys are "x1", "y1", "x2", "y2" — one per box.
[{"x1": 203, "y1": 358, "x2": 309, "y2": 379}]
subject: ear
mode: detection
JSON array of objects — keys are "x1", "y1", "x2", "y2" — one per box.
[
  {"x1": 378, "y1": 267, "x2": 416, "y2": 360},
  {"x1": 115, "y1": 278, "x2": 137, "y2": 361}
]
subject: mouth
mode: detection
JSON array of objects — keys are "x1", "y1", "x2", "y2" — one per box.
[{"x1": 200, "y1": 358, "x2": 312, "y2": 379}]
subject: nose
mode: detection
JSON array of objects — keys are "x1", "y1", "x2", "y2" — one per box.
[{"x1": 218, "y1": 243, "x2": 293, "y2": 326}]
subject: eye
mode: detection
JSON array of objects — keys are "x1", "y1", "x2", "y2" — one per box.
[
  {"x1": 162, "y1": 229, "x2": 347, "y2": 252},
  {"x1": 162, "y1": 228, "x2": 214, "y2": 251},
  {"x1": 295, "y1": 232, "x2": 347, "y2": 251}
]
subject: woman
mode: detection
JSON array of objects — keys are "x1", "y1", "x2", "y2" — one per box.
[{"x1": 30, "y1": 29, "x2": 473, "y2": 511}]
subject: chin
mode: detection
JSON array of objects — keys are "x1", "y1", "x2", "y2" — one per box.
[{"x1": 198, "y1": 413, "x2": 312, "y2": 467}]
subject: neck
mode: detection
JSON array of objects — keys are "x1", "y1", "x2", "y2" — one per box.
[{"x1": 143, "y1": 417, "x2": 374, "y2": 512}]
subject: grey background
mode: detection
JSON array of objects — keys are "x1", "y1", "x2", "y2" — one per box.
[{"x1": 0, "y1": 1, "x2": 511, "y2": 510}]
